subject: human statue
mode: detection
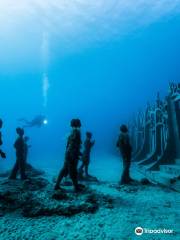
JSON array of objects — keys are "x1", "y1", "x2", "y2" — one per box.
[
  {"x1": 55, "y1": 119, "x2": 85, "y2": 192},
  {"x1": 0, "y1": 119, "x2": 6, "y2": 159},
  {"x1": 78, "y1": 131, "x2": 95, "y2": 178},
  {"x1": 9, "y1": 128, "x2": 27, "y2": 180},
  {"x1": 117, "y1": 124, "x2": 133, "y2": 184}
]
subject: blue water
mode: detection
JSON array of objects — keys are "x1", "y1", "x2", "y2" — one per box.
[{"x1": 0, "y1": 1, "x2": 180, "y2": 177}]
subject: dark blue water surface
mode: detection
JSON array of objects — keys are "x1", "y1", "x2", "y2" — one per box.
[{"x1": 0, "y1": 2, "x2": 180, "y2": 176}]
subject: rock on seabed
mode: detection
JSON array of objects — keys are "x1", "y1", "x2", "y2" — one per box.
[{"x1": 0, "y1": 176, "x2": 115, "y2": 218}]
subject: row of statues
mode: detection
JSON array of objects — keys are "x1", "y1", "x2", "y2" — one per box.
[
  {"x1": 1, "y1": 83, "x2": 179, "y2": 191},
  {"x1": 0, "y1": 116, "x2": 134, "y2": 191},
  {"x1": 129, "y1": 82, "x2": 180, "y2": 170}
]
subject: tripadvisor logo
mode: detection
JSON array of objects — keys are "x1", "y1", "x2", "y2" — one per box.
[
  {"x1": 135, "y1": 227, "x2": 143, "y2": 236},
  {"x1": 135, "y1": 227, "x2": 174, "y2": 235}
]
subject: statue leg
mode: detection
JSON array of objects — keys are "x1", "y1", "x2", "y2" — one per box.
[
  {"x1": 19, "y1": 157, "x2": 27, "y2": 180},
  {"x1": 69, "y1": 161, "x2": 79, "y2": 190},
  {"x1": 55, "y1": 162, "x2": 68, "y2": 189},
  {"x1": 85, "y1": 163, "x2": 89, "y2": 177},
  {"x1": 121, "y1": 156, "x2": 131, "y2": 184},
  {"x1": 9, "y1": 160, "x2": 19, "y2": 179}
]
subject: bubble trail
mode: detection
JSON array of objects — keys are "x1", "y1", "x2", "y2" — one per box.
[
  {"x1": 41, "y1": 32, "x2": 50, "y2": 108},
  {"x1": 42, "y1": 74, "x2": 50, "y2": 108}
]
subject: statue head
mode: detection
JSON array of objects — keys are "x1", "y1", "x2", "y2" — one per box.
[
  {"x1": 120, "y1": 124, "x2": 128, "y2": 133},
  {"x1": 16, "y1": 127, "x2": 24, "y2": 137},
  {"x1": 70, "y1": 118, "x2": 81, "y2": 128},
  {"x1": 86, "y1": 132, "x2": 92, "y2": 138}
]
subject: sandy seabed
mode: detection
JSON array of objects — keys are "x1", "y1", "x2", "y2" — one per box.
[{"x1": 0, "y1": 156, "x2": 179, "y2": 240}]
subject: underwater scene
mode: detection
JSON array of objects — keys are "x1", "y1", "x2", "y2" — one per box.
[{"x1": 0, "y1": 1, "x2": 180, "y2": 239}]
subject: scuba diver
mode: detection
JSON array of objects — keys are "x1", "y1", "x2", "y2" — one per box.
[
  {"x1": 18, "y1": 115, "x2": 47, "y2": 128},
  {"x1": 116, "y1": 124, "x2": 133, "y2": 184},
  {"x1": 55, "y1": 119, "x2": 85, "y2": 192},
  {"x1": 78, "y1": 132, "x2": 95, "y2": 179},
  {"x1": 0, "y1": 119, "x2": 6, "y2": 159}
]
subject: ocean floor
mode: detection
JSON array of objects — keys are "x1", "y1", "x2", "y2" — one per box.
[{"x1": 0, "y1": 156, "x2": 179, "y2": 240}]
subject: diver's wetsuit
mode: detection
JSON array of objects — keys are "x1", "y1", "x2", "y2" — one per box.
[
  {"x1": 10, "y1": 136, "x2": 26, "y2": 180},
  {"x1": 117, "y1": 132, "x2": 132, "y2": 184},
  {"x1": 79, "y1": 138, "x2": 94, "y2": 177},
  {"x1": 55, "y1": 129, "x2": 82, "y2": 190}
]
